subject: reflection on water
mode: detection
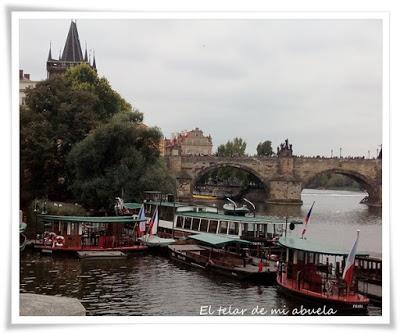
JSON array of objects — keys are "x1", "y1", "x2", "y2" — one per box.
[{"x1": 20, "y1": 189, "x2": 382, "y2": 316}]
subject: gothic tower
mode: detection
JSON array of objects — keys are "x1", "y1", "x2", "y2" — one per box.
[{"x1": 46, "y1": 20, "x2": 97, "y2": 78}]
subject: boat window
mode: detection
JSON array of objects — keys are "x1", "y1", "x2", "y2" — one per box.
[
  {"x1": 176, "y1": 216, "x2": 184, "y2": 228},
  {"x1": 199, "y1": 219, "x2": 208, "y2": 232},
  {"x1": 228, "y1": 222, "x2": 238, "y2": 235},
  {"x1": 192, "y1": 218, "x2": 200, "y2": 231},
  {"x1": 145, "y1": 204, "x2": 152, "y2": 215},
  {"x1": 298, "y1": 251, "x2": 305, "y2": 262},
  {"x1": 160, "y1": 207, "x2": 174, "y2": 221},
  {"x1": 208, "y1": 220, "x2": 218, "y2": 233},
  {"x1": 183, "y1": 217, "x2": 192, "y2": 229},
  {"x1": 219, "y1": 221, "x2": 228, "y2": 234}
]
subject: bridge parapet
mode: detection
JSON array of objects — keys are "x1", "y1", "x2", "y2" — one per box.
[{"x1": 165, "y1": 155, "x2": 382, "y2": 206}]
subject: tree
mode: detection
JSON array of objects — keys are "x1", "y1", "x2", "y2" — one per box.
[
  {"x1": 217, "y1": 137, "x2": 247, "y2": 157},
  {"x1": 20, "y1": 64, "x2": 132, "y2": 205},
  {"x1": 256, "y1": 140, "x2": 274, "y2": 157},
  {"x1": 67, "y1": 112, "x2": 175, "y2": 211}
]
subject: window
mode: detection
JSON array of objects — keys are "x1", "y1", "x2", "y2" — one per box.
[
  {"x1": 219, "y1": 221, "x2": 228, "y2": 234},
  {"x1": 183, "y1": 217, "x2": 192, "y2": 229},
  {"x1": 228, "y1": 222, "x2": 239, "y2": 235},
  {"x1": 209, "y1": 220, "x2": 218, "y2": 233},
  {"x1": 192, "y1": 218, "x2": 200, "y2": 231},
  {"x1": 176, "y1": 216, "x2": 184, "y2": 228},
  {"x1": 199, "y1": 219, "x2": 208, "y2": 232}
]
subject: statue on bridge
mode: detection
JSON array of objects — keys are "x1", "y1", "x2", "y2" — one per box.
[{"x1": 277, "y1": 139, "x2": 293, "y2": 157}]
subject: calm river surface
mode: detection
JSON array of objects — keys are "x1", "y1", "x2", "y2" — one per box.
[{"x1": 20, "y1": 189, "x2": 382, "y2": 316}]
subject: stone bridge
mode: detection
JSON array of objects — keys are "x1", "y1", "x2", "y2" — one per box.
[{"x1": 165, "y1": 155, "x2": 382, "y2": 206}]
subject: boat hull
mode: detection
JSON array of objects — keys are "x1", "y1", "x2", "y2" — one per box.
[
  {"x1": 168, "y1": 246, "x2": 276, "y2": 282},
  {"x1": 276, "y1": 276, "x2": 369, "y2": 313}
]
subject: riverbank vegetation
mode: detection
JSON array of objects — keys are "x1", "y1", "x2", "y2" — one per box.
[{"x1": 20, "y1": 64, "x2": 174, "y2": 213}]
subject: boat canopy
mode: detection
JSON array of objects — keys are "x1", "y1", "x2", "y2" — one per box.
[
  {"x1": 188, "y1": 233, "x2": 252, "y2": 247},
  {"x1": 141, "y1": 200, "x2": 187, "y2": 208},
  {"x1": 38, "y1": 214, "x2": 146, "y2": 224},
  {"x1": 278, "y1": 236, "x2": 369, "y2": 256},
  {"x1": 178, "y1": 211, "x2": 301, "y2": 225},
  {"x1": 123, "y1": 202, "x2": 142, "y2": 210}
]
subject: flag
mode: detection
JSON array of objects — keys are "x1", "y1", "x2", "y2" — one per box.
[
  {"x1": 342, "y1": 230, "x2": 360, "y2": 286},
  {"x1": 138, "y1": 205, "x2": 146, "y2": 232},
  {"x1": 301, "y1": 201, "x2": 315, "y2": 238},
  {"x1": 147, "y1": 207, "x2": 159, "y2": 236}
]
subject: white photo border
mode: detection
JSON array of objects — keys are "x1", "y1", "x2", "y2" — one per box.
[{"x1": 11, "y1": 10, "x2": 390, "y2": 325}]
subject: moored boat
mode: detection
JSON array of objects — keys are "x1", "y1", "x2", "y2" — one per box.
[
  {"x1": 168, "y1": 233, "x2": 278, "y2": 281},
  {"x1": 34, "y1": 214, "x2": 148, "y2": 256},
  {"x1": 276, "y1": 233, "x2": 370, "y2": 313}
]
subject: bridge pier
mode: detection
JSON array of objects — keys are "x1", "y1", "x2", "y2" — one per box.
[
  {"x1": 176, "y1": 175, "x2": 193, "y2": 201},
  {"x1": 266, "y1": 180, "x2": 303, "y2": 205}
]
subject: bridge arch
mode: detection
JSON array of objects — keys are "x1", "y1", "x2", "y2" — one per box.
[
  {"x1": 302, "y1": 168, "x2": 376, "y2": 198},
  {"x1": 191, "y1": 162, "x2": 268, "y2": 194}
]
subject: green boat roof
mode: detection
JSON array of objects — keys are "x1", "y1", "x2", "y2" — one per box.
[
  {"x1": 188, "y1": 233, "x2": 252, "y2": 247},
  {"x1": 124, "y1": 202, "x2": 142, "y2": 210},
  {"x1": 143, "y1": 200, "x2": 187, "y2": 208},
  {"x1": 278, "y1": 236, "x2": 369, "y2": 256},
  {"x1": 178, "y1": 211, "x2": 301, "y2": 225},
  {"x1": 38, "y1": 215, "x2": 145, "y2": 224}
]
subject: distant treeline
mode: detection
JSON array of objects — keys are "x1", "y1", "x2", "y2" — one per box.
[{"x1": 306, "y1": 173, "x2": 362, "y2": 191}]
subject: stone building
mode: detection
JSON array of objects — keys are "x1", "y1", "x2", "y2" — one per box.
[
  {"x1": 46, "y1": 20, "x2": 97, "y2": 78},
  {"x1": 164, "y1": 128, "x2": 213, "y2": 156},
  {"x1": 19, "y1": 70, "x2": 38, "y2": 105}
]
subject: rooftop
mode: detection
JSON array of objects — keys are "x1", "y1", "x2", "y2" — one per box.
[{"x1": 278, "y1": 236, "x2": 369, "y2": 256}]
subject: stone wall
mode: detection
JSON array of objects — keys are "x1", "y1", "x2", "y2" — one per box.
[{"x1": 165, "y1": 155, "x2": 382, "y2": 206}]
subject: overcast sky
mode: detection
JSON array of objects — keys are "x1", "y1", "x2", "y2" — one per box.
[{"x1": 19, "y1": 19, "x2": 382, "y2": 156}]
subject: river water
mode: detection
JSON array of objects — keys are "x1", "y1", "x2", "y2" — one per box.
[{"x1": 20, "y1": 189, "x2": 382, "y2": 316}]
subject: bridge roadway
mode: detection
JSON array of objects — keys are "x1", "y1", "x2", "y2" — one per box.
[{"x1": 165, "y1": 155, "x2": 382, "y2": 206}]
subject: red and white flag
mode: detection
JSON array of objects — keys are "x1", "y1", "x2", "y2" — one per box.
[
  {"x1": 147, "y1": 207, "x2": 159, "y2": 236},
  {"x1": 342, "y1": 230, "x2": 360, "y2": 286},
  {"x1": 301, "y1": 201, "x2": 315, "y2": 238},
  {"x1": 138, "y1": 205, "x2": 146, "y2": 233}
]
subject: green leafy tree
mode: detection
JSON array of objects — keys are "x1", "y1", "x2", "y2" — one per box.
[
  {"x1": 20, "y1": 64, "x2": 132, "y2": 205},
  {"x1": 217, "y1": 137, "x2": 247, "y2": 157},
  {"x1": 67, "y1": 112, "x2": 175, "y2": 211},
  {"x1": 256, "y1": 140, "x2": 274, "y2": 157}
]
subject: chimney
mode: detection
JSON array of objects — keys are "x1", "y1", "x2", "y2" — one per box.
[{"x1": 19, "y1": 69, "x2": 23, "y2": 80}]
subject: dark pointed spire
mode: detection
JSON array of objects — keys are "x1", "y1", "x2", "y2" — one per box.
[
  {"x1": 61, "y1": 20, "x2": 84, "y2": 62},
  {"x1": 84, "y1": 42, "x2": 88, "y2": 62},
  {"x1": 92, "y1": 50, "x2": 97, "y2": 70},
  {"x1": 47, "y1": 41, "x2": 52, "y2": 60}
]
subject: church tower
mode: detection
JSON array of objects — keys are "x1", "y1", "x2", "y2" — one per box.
[{"x1": 46, "y1": 20, "x2": 97, "y2": 78}]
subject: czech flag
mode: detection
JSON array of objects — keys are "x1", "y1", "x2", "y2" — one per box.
[
  {"x1": 138, "y1": 205, "x2": 146, "y2": 233},
  {"x1": 342, "y1": 230, "x2": 360, "y2": 286},
  {"x1": 301, "y1": 201, "x2": 315, "y2": 238},
  {"x1": 147, "y1": 207, "x2": 159, "y2": 236}
]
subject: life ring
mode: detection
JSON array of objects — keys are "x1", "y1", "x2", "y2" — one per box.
[{"x1": 55, "y1": 236, "x2": 65, "y2": 247}]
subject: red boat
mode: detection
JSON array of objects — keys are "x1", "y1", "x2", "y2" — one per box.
[
  {"x1": 276, "y1": 235, "x2": 370, "y2": 313},
  {"x1": 34, "y1": 214, "x2": 148, "y2": 256}
]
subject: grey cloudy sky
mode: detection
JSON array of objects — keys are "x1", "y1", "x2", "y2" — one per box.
[{"x1": 19, "y1": 19, "x2": 382, "y2": 156}]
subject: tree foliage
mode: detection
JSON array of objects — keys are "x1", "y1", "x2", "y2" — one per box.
[
  {"x1": 216, "y1": 137, "x2": 247, "y2": 157},
  {"x1": 20, "y1": 64, "x2": 135, "y2": 205},
  {"x1": 256, "y1": 140, "x2": 274, "y2": 157},
  {"x1": 67, "y1": 112, "x2": 175, "y2": 211}
]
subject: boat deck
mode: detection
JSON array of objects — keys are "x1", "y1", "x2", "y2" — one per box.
[
  {"x1": 34, "y1": 245, "x2": 148, "y2": 252},
  {"x1": 278, "y1": 275, "x2": 369, "y2": 304},
  {"x1": 77, "y1": 251, "x2": 127, "y2": 259}
]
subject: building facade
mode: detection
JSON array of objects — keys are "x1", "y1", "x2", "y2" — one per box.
[
  {"x1": 165, "y1": 128, "x2": 213, "y2": 156},
  {"x1": 47, "y1": 20, "x2": 97, "y2": 78},
  {"x1": 19, "y1": 70, "x2": 38, "y2": 105}
]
